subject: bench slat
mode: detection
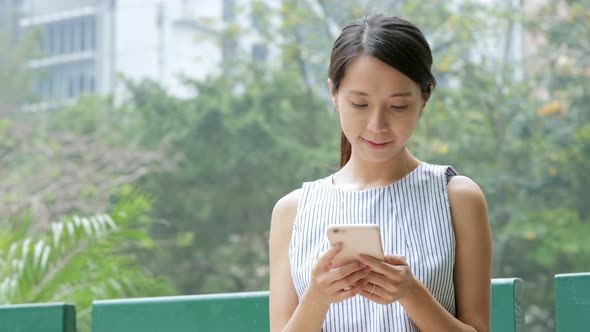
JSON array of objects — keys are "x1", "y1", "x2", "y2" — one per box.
[
  {"x1": 0, "y1": 302, "x2": 76, "y2": 332},
  {"x1": 491, "y1": 278, "x2": 524, "y2": 332},
  {"x1": 93, "y1": 278, "x2": 525, "y2": 332},
  {"x1": 555, "y1": 272, "x2": 590, "y2": 331},
  {"x1": 92, "y1": 291, "x2": 269, "y2": 332}
]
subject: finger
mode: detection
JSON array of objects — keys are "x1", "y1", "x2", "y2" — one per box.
[
  {"x1": 359, "y1": 254, "x2": 390, "y2": 274},
  {"x1": 333, "y1": 279, "x2": 367, "y2": 302},
  {"x1": 360, "y1": 286, "x2": 387, "y2": 304},
  {"x1": 325, "y1": 261, "x2": 367, "y2": 283},
  {"x1": 316, "y1": 243, "x2": 343, "y2": 269},
  {"x1": 361, "y1": 282, "x2": 382, "y2": 300},
  {"x1": 329, "y1": 266, "x2": 371, "y2": 292},
  {"x1": 364, "y1": 271, "x2": 391, "y2": 289},
  {"x1": 385, "y1": 254, "x2": 407, "y2": 266}
]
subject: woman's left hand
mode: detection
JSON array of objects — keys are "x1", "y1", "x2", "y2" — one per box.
[{"x1": 357, "y1": 254, "x2": 416, "y2": 304}]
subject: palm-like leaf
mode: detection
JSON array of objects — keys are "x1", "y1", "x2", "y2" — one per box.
[{"x1": 0, "y1": 189, "x2": 175, "y2": 331}]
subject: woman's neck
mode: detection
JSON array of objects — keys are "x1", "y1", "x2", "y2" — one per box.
[{"x1": 334, "y1": 148, "x2": 421, "y2": 190}]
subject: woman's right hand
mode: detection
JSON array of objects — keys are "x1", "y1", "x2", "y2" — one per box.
[{"x1": 305, "y1": 243, "x2": 372, "y2": 305}]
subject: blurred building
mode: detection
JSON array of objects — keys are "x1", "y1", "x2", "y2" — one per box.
[{"x1": 11, "y1": 0, "x2": 277, "y2": 111}]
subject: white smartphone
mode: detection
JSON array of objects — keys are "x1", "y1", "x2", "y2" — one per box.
[{"x1": 326, "y1": 224, "x2": 385, "y2": 268}]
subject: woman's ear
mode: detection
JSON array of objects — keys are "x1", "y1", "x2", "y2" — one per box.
[
  {"x1": 421, "y1": 92, "x2": 431, "y2": 110},
  {"x1": 327, "y1": 79, "x2": 337, "y2": 110}
]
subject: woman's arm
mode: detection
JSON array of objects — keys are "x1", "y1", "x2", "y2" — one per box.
[
  {"x1": 269, "y1": 189, "x2": 370, "y2": 332},
  {"x1": 269, "y1": 189, "x2": 303, "y2": 332},
  {"x1": 448, "y1": 175, "x2": 492, "y2": 332},
  {"x1": 358, "y1": 175, "x2": 492, "y2": 332},
  {"x1": 402, "y1": 175, "x2": 491, "y2": 332}
]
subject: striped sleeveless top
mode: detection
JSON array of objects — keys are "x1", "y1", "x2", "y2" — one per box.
[{"x1": 289, "y1": 163, "x2": 457, "y2": 331}]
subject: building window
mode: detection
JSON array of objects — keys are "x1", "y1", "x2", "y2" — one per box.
[
  {"x1": 79, "y1": 74, "x2": 85, "y2": 94},
  {"x1": 88, "y1": 76, "x2": 95, "y2": 93},
  {"x1": 53, "y1": 23, "x2": 59, "y2": 55},
  {"x1": 44, "y1": 25, "x2": 54, "y2": 55},
  {"x1": 251, "y1": 2, "x2": 267, "y2": 32},
  {"x1": 68, "y1": 21, "x2": 75, "y2": 53},
  {"x1": 89, "y1": 17, "x2": 96, "y2": 50},
  {"x1": 222, "y1": 37, "x2": 237, "y2": 65},
  {"x1": 68, "y1": 77, "x2": 75, "y2": 98},
  {"x1": 62, "y1": 21, "x2": 70, "y2": 53},
  {"x1": 72, "y1": 19, "x2": 80, "y2": 52},
  {"x1": 47, "y1": 76, "x2": 53, "y2": 99},
  {"x1": 252, "y1": 43, "x2": 268, "y2": 63},
  {"x1": 59, "y1": 23, "x2": 66, "y2": 54},
  {"x1": 223, "y1": 0, "x2": 236, "y2": 22},
  {"x1": 80, "y1": 19, "x2": 86, "y2": 51}
]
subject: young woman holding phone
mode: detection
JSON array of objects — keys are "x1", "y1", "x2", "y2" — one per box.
[{"x1": 269, "y1": 14, "x2": 492, "y2": 332}]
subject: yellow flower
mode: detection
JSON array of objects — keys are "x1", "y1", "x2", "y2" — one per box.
[
  {"x1": 537, "y1": 100, "x2": 561, "y2": 116},
  {"x1": 549, "y1": 167, "x2": 558, "y2": 176},
  {"x1": 352, "y1": 7, "x2": 365, "y2": 16},
  {"x1": 525, "y1": 232, "x2": 537, "y2": 240},
  {"x1": 435, "y1": 143, "x2": 449, "y2": 155},
  {"x1": 437, "y1": 60, "x2": 451, "y2": 72}
]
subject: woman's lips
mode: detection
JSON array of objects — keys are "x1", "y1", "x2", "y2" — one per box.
[{"x1": 362, "y1": 138, "x2": 392, "y2": 150}]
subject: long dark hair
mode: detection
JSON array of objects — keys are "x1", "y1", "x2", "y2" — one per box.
[{"x1": 328, "y1": 14, "x2": 436, "y2": 168}]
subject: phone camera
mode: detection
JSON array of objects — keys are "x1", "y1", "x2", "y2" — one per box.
[{"x1": 333, "y1": 229, "x2": 340, "y2": 233}]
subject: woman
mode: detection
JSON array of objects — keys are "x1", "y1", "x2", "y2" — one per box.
[{"x1": 269, "y1": 14, "x2": 491, "y2": 332}]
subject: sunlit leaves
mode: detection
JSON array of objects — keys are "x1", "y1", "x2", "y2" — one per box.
[{"x1": 0, "y1": 190, "x2": 175, "y2": 331}]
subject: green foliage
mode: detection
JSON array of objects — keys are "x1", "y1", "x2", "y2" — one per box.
[
  {"x1": 2, "y1": 1, "x2": 588, "y2": 331},
  {"x1": 0, "y1": 189, "x2": 176, "y2": 331},
  {"x1": 123, "y1": 63, "x2": 339, "y2": 293},
  {"x1": 0, "y1": 9, "x2": 41, "y2": 114}
]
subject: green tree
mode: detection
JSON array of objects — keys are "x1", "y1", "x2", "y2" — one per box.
[
  {"x1": 0, "y1": 188, "x2": 175, "y2": 331},
  {"x1": 122, "y1": 66, "x2": 338, "y2": 293},
  {"x1": 4, "y1": 2, "x2": 583, "y2": 331},
  {"x1": 0, "y1": 3, "x2": 40, "y2": 115}
]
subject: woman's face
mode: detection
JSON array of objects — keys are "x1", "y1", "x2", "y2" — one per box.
[{"x1": 330, "y1": 55, "x2": 428, "y2": 164}]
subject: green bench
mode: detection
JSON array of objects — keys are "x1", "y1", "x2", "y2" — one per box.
[
  {"x1": 92, "y1": 291, "x2": 269, "y2": 332},
  {"x1": 0, "y1": 302, "x2": 76, "y2": 332},
  {"x1": 491, "y1": 278, "x2": 524, "y2": 332},
  {"x1": 92, "y1": 278, "x2": 524, "y2": 332},
  {"x1": 555, "y1": 272, "x2": 590, "y2": 331}
]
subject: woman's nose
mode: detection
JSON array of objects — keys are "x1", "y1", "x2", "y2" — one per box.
[{"x1": 367, "y1": 109, "x2": 389, "y2": 133}]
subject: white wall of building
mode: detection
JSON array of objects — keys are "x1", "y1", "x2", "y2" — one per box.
[
  {"x1": 18, "y1": 0, "x2": 281, "y2": 109},
  {"x1": 113, "y1": 0, "x2": 224, "y2": 98}
]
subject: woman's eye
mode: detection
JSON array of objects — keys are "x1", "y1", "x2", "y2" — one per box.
[
  {"x1": 390, "y1": 105, "x2": 409, "y2": 111},
  {"x1": 351, "y1": 103, "x2": 368, "y2": 108}
]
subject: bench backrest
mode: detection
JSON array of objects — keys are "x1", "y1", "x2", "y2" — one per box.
[
  {"x1": 0, "y1": 302, "x2": 76, "y2": 332},
  {"x1": 555, "y1": 272, "x2": 590, "y2": 331},
  {"x1": 491, "y1": 278, "x2": 524, "y2": 332},
  {"x1": 92, "y1": 291, "x2": 269, "y2": 332},
  {"x1": 92, "y1": 278, "x2": 525, "y2": 332}
]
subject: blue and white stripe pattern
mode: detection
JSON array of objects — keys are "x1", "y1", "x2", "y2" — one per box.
[{"x1": 289, "y1": 163, "x2": 457, "y2": 331}]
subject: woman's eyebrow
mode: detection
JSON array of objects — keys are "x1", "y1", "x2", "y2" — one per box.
[{"x1": 348, "y1": 90, "x2": 412, "y2": 97}]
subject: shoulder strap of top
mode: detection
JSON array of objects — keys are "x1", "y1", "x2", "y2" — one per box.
[{"x1": 445, "y1": 166, "x2": 458, "y2": 184}]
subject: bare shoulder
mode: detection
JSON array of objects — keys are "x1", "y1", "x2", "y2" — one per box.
[
  {"x1": 271, "y1": 189, "x2": 302, "y2": 225},
  {"x1": 270, "y1": 188, "x2": 302, "y2": 235},
  {"x1": 448, "y1": 175, "x2": 487, "y2": 209},
  {"x1": 448, "y1": 175, "x2": 484, "y2": 197},
  {"x1": 447, "y1": 175, "x2": 489, "y2": 229}
]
